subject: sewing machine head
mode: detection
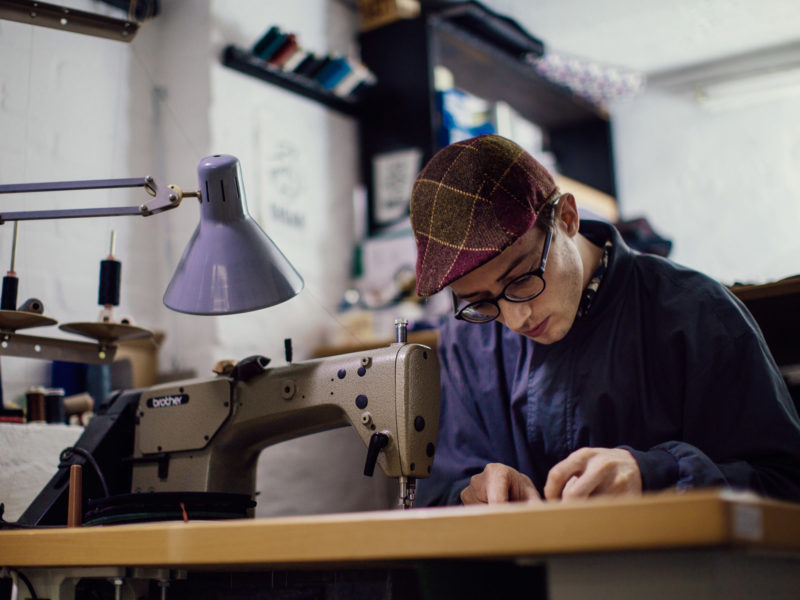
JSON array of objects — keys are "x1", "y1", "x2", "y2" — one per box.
[
  {"x1": 130, "y1": 339, "x2": 440, "y2": 510},
  {"x1": 19, "y1": 334, "x2": 440, "y2": 525}
]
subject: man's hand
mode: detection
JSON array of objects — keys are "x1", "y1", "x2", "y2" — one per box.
[
  {"x1": 544, "y1": 447, "x2": 642, "y2": 501},
  {"x1": 460, "y1": 463, "x2": 542, "y2": 504}
]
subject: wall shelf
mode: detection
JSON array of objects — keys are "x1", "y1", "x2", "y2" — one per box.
[
  {"x1": 357, "y1": 2, "x2": 616, "y2": 234},
  {"x1": 221, "y1": 45, "x2": 363, "y2": 118}
]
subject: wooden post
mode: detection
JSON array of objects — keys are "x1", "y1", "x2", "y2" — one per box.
[{"x1": 67, "y1": 464, "x2": 82, "y2": 527}]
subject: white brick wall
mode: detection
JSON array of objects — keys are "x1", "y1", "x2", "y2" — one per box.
[
  {"x1": 0, "y1": 0, "x2": 363, "y2": 399},
  {"x1": 611, "y1": 85, "x2": 800, "y2": 284},
  {"x1": 0, "y1": 0, "x2": 395, "y2": 517},
  {"x1": 0, "y1": 5, "x2": 151, "y2": 405}
]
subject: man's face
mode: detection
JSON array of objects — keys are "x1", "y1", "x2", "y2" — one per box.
[{"x1": 449, "y1": 213, "x2": 585, "y2": 345}]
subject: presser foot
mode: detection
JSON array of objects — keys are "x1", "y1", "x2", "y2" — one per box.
[{"x1": 399, "y1": 476, "x2": 416, "y2": 509}]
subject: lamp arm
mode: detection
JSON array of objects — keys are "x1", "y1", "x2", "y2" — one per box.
[{"x1": 0, "y1": 176, "x2": 186, "y2": 224}]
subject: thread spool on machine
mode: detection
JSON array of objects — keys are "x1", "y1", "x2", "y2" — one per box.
[
  {"x1": 0, "y1": 226, "x2": 154, "y2": 348},
  {"x1": 0, "y1": 222, "x2": 58, "y2": 333},
  {"x1": 58, "y1": 231, "x2": 154, "y2": 344}
]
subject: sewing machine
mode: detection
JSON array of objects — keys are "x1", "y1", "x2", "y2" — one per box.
[{"x1": 18, "y1": 327, "x2": 440, "y2": 526}]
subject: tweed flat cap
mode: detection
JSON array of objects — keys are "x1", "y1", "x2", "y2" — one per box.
[{"x1": 410, "y1": 134, "x2": 557, "y2": 297}]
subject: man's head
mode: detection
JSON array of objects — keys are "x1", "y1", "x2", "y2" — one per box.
[
  {"x1": 410, "y1": 134, "x2": 558, "y2": 297},
  {"x1": 410, "y1": 134, "x2": 596, "y2": 344}
]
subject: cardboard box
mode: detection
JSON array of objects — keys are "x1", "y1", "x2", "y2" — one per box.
[{"x1": 115, "y1": 331, "x2": 164, "y2": 389}]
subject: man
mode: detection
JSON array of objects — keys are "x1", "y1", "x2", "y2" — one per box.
[{"x1": 410, "y1": 134, "x2": 800, "y2": 506}]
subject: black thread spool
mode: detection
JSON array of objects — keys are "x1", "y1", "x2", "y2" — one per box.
[
  {"x1": 98, "y1": 231, "x2": 121, "y2": 307},
  {"x1": 44, "y1": 387, "x2": 66, "y2": 424},
  {"x1": 98, "y1": 258, "x2": 121, "y2": 307},
  {"x1": 1, "y1": 274, "x2": 18, "y2": 310},
  {"x1": 1, "y1": 222, "x2": 20, "y2": 311}
]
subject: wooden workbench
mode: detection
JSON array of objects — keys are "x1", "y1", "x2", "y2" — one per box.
[
  {"x1": 1, "y1": 489, "x2": 799, "y2": 599},
  {"x1": 0, "y1": 489, "x2": 798, "y2": 568}
]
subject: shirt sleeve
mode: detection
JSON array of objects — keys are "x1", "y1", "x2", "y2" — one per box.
[
  {"x1": 626, "y1": 291, "x2": 800, "y2": 501},
  {"x1": 415, "y1": 322, "x2": 500, "y2": 506}
]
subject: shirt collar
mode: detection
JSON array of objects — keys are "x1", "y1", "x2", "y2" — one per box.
[{"x1": 576, "y1": 237, "x2": 613, "y2": 319}]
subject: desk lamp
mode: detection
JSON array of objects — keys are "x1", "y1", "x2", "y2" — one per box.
[{"x1": 0, "y1": 154, "x2": 304, "y2": 316}]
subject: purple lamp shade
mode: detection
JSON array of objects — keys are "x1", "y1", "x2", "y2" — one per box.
[{"x1": 163, "y1": 155, "x2": 304, "y2": 315}]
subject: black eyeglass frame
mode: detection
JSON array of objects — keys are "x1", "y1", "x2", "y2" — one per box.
[{"x1": 451, "y1": 221, "x2": 554, "y2": 324}]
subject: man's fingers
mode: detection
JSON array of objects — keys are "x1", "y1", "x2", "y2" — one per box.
[
  {"x1": 465, "y1": 451, "x2": 640, "y2": 505},
  {"x1": 489, "y1": 464, "x2": 540, "y2": 503},
  {"x1": 461, "y1": 463, "x2": 541, "y2": 505},
  {"x1": 561, "y1": 463, "x2": 609, "y2": 500},
  {"x1": 544, "y1": 450, "x2": 590, "y2": 500},
  {"x1": 460, "y1": 485, "x2": 478, "y2": 505},
  {"x1": 546, "y1": 448, "x2": 643, "y2": 501},
  {"x1": 486, "y1": 464, "x2": 515, "y2": 503},
  {"x1": 460, "y1": 468, "x2": 496, "y2": 505},
  {"x1": 461, "y1": 472, "x2": 491, "y2": 504},
  {"x1": 486, "y1": 474, "x2": 508, "y2": 504},
  {"x1": 562, "y1": 475, "x2": 580, "y2": 496}
]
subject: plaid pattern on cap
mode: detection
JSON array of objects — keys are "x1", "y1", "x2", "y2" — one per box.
[{"x1": 410, "y1": 134, "x2": 557, "y2": 296}]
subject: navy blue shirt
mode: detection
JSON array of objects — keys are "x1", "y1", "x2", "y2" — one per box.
[{"x1": 417, "y1": 221, "x2": 800, "y2": 505}]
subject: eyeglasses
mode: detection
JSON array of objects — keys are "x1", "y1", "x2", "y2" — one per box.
[{"x1": 452, "y1": 225, "x2": 553, "y2": 323}]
